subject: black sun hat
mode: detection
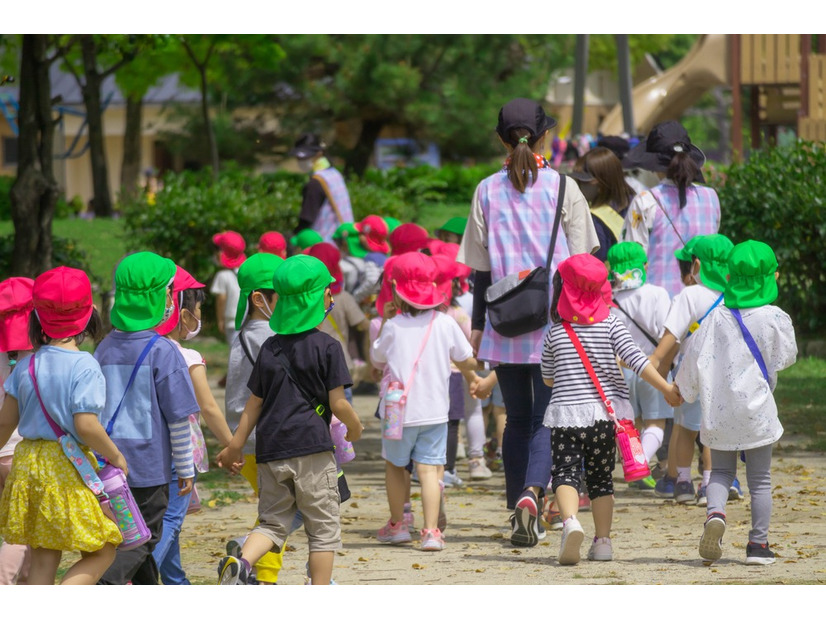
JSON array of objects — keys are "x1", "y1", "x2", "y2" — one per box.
[
  {"x1": 622, "y1": 120, "x2": 706, "y2": 173},
  {"x1": 495, "y1": 98, "x2": 557, "y2": 146},
  {"x1": 289, "y1": 133, "x2": 326, "y2": 159}
]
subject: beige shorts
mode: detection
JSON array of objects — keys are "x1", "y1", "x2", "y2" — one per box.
[{"x1": 253, "y1": 451, "x2": 341, "y2": 553}]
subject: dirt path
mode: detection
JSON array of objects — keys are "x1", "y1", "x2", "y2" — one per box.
[{"x1": 180, "y1": 393, "x2": 826, "y2": 585}]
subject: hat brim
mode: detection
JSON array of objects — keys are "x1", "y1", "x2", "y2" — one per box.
[
  {"x1": 221, "y1": 253, "x2": 246, "y2": 269},
  {"x1": 394, "y1": 282, "x2": 445, "y2": 310},
  {"x1": 289, "y1": 146, "x2": 322, "y2": 159},
  {"x1": 622, "y1": 141, "x2": 706, "y2": 173},
  {"x1": 569, "y1": 170, "x2": 595, "y2": 183}
]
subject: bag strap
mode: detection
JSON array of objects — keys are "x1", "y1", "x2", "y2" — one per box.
[
  {"x1": 613, "y1": 300, "x2": 659, "y2": 348},
  {"x1": 238, "y1": 326, "x2": 256, "y2": 365},
  {"x1": 561, "y1": 322, "x2": 619, "y2": 427},
  {"x1": 544, "y1": 175, "x2": 566, "y2": 270},
  {"x1": 105, "y1": 333, "x2": 161, "y2": 435},
  {"x1": 28, "y1": 354, "x2": 66, "y2": 439},
  {"x1": 399, "y1": 310, "x2": 437, "y2": 404},
  {"x1": 327, "y1": 314, "x2": 346, "y2": 343},
  {"x1": 274, "y1": 344, "x2": 326, "y2": 416},
  {"x1": 649, "y1": 188, "x2": 687, "y2": 247},
  {"x1": 313, "y1": 172, "x2": 345, "y2": 224},
  {"x1": 686, "y1": 293, "x2": 724, "y2": 339},
  {"x1": 730, "y1": 308, "x2": 770, "y2": 384}
]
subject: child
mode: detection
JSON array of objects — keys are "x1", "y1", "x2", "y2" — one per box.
[
  {"x1": 152, "y1": 266, "x2": 234, "y2": 585},
  {"x1": 371, "y1": 252, "x2": 480, "y2": 551},
  {"x1": 225, "y1": 252, "x2": 286, "y2": 584},
  {"x1": 95, "y1": 251, "x2": 199, "y2": 585},
  {"x1": 211, "y1": 231, "x2": 246, "y2": 347},
  {"x1": 289, "y1": 228, "x2": 323, "y2": 254},
  {"x1": 606, "y1": 241, "x2": 673, "y2": 490},
  {"x1": 0, "y1": 277, "x2": 35, "y2": 584},
  {"x1": 216, "y1": 255, "x2": 363, "y2": 586},
  {"x1": 258, "y1": 231, "x2": 287, "y2": 259},
  {"x1": 355, "y1": 214, "x2": 390, "y2": 268},
  {"x1": 676, "y1": 240, "x2": 796, "y2": 565},
  {"x1": 649, "y1": 234, "x2": 736, "y2": 504},
  {"x1": 541, "y1": 254, "x2": 681, "y2": 565},
  {"x1": 0, "y1": 267, "x2": 126, "y2": 585},
  {"x1": 434, "y1": 217, "x2": 467, "y2": 245}
]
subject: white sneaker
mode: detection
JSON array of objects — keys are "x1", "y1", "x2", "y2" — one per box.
[
  {"x1": 468, "y1": 457, "x2": 493, "y2": 480},
  {"x1": 456, "y1": 442, "x2": 467, "y2": 460},
  {"x1": 587, "y1": 536, "x2": 613, "y2": 561},
  {"x1": 443, "y1": 470, "x2": 463, "y2": 487},
  {"x1": 558, "y1": 517, "x2": 585, "y2": 566}
]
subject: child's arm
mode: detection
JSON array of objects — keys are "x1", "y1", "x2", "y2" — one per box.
[
  {"x1": 189, "y1": 365, "x2": 233, "y2": 447},
  {"x1": 649, "y1": 330, "x2": 679, "y2": 378},
  {"x1": 214, "y1": 294, "x2": 227, "y2": 335},
  {"x1": 640, "y1": 363, "x2": 682, "y2": 407},
  {"x1": 0, "y1": 395, "x2": 19, "y2": 451},
  {"x1": 74, "y1": 412, "x2": 129, "y2": 475},
  {"x1": 452, "y1": 356, "x2": 480, "y2": 390},
  {"x1": 471, "y1": 370, "x2": 498, "y2": 399},
  {"x1": 217, "y1": 394, "x2": 263, "y2": 473},
  {"x1": 329, "y1": 386, "x2": 363, "y2": 442}
]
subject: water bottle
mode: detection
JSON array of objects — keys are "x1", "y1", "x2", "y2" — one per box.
[{"x1": 98, "y1": 464, "x2": 151, "y2": 550}]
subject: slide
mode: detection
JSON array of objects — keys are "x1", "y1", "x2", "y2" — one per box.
[{"x1": 599, "y1": 34, "x2": 730, "y2": 137}]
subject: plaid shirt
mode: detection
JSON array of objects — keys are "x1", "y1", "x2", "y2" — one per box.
[
  {"x1": 623, "y1": 181, "x2": 720, "y2": 298},
  {"x1": 312, "y1": 167, "x2": 354, "y2": 241}
]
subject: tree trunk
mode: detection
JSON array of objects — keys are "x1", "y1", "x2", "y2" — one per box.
[
  {"x1": 81, "y1": 35, "x2": 114, "y2": 217},
  {"x1": 344, "y1": 118, "x2": 385, "y2": 177},
  {"x1": 10, "y1": 34, "x2": 58, "y2": 277},
  {"x1": 120, "y1": 94, "x2": 143, "y2": 202},
  {"x1": 199, "y1": 64, "x2": 219, "y2": 178}
]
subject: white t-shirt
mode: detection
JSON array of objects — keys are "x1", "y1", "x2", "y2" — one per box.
[
  {"x1": 210, "y1": 269, "x2": 241, "y2": 322},
  {"x1": 372, "y1": 310, "x2": 473, "y2": 427},
  {"x1": 612, "y1": 283, "x2": 671, "y2": 355},
  {"x1": 662, "y1": 284, "x2": 725, "y2": 349},
  {"x1": 676, "y1": 305, "x2": 797, "y2": 450}
]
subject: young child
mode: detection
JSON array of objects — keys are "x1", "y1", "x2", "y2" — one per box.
[
  {"x1": 541, "y1": 254, "x2": 681, "y2": 565},
  {"x1": 371, "y1": 252, "x2": 480, "y2": 551},
  {"x1": 211, "y1": 231, "x2": 246, "y2": 348},
  {"x1": 676, "y1": 240, "x2": 796, "y2": 566},
  {"x1": 216, "y1": 254, "x2": 363, "y2": 586},
  {"x1": 606, "y1": 241, "x2": 673, "y2": 490},
  {"x1": 0, "y1": 267, "x2": 126, "y2": 585},
  {"x1": 649, "y1": 234, "x2": 736, "y2": 504},
  {"x1": 0, "y1": 277, "x2": 34, "y2": 585},
  {"x1": 152, "y1": 266, "x2": 234, "y2": 585},
  {"x1": 95, "y1": 251, "x2": 199, "y2": 585},
  {"x1": 289, "y1": 228, "x2": 323, "y2": 254},
  {"x1": 258, "y1": 231, "x2": 287, "y2": 259}
]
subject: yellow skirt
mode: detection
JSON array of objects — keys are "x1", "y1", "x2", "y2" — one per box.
[{"x1": 0, "y1": 439, "x2": 123, "y2": 552}]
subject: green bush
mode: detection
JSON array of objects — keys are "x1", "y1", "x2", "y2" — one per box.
[
  {"x1": 362, "y1": 162, "x2": 499, "y2": 206},
  {"x1": 0, "y1": 234, "x2": 100, "y2": 290},
  {"x1": 714, "y1": 140, "x2": 826, "y2": 335},
  {"x1": 0, "y1": 175, "x2": 83, "y2": 221}
]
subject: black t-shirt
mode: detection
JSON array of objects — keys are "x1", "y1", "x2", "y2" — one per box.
[
  {"x1": 295, "y1": 176, "x2": 327, "y2": 232},
  {"x1": 247, "y1": 329, "x2": 352, "y2": 463}
]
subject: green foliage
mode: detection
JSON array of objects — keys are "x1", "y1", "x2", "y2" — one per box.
[
  {"x1": 715, "y1": 141, "x2": 826, "y2": 335},
  {"x1": 0, "y1": 177, "x2": 81, "y2": 221},
  {"x1": 773, "y1": 357, "x2": 826, "y2": 449},
  {"x1": 0, "y1": 234, "x2": 99, "y2": 289},
  {"x1": 362, "y1": 162, "x2": 500, "y2": 206}
]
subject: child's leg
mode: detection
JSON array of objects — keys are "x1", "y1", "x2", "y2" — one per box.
[
  {"x1": 463, "y1": 381, "x2": 486, "y2": 460},
  {"x1": 550, "y1": 427, "x2": 585, "y2": 521},
  {"x1": 152, "y1": 475, "x2": 192, "y2": 585},
  {"x1": 582, "y1": 420, "x2": 616, "y2": 538},
  {"x1": 385, "y1": 461, "x2": 409, "y2": 524},
  {"x1": 743, "y1": 444, "x2": 774, "y2": 544},
  {"x1": 27, "y1": 548, "x2": 61, "y2": 585},
  {"x1": 240, "y1": 532, "x2": 278, "y2": 567},
  {"x1": 61, "y1": 543, "x2": 117, "y2": 585},
  {"x1": 707, "y1": 449, "x2": 736, "y2": 517},
  {"x1": 239, "y1": 454, "x2": 285, "y2": 584},
  {"x1": 417, "y1": 463, "x2": 441, "y2": 530},
  {"x1": 641, "y1": 419, "x2": 666, "y2": 464},
  {"x1": 307, "y1": 551, "x2": 334, "y2": 585},
  {"x1": 0, "y1": 455, "x2": 30, "y2": 585},
  {"x1": 666, "y1": 423, "x2": 680, "y2": 479},
  {"x1": 445, "y1": 419, "x2": 461, "y2": 473},
  {"x1": 675, "y1": 426, "x2": 699, "y2": 481}
]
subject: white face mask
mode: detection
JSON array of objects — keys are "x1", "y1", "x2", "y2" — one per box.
[
  {"x1": 297, "y1": 159, "x2": 313, "y2": 173},
  {"x1": 181, "y1": 309, "x2": 201, "y2": 340},
  {"x1": 260, "y1": 295, "x2": 274, "y2": 319}
]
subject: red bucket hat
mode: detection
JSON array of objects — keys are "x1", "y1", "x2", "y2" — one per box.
[
  {"x1": 433, "y1": 242, "x2": 470, "y2": 294},
  {"x1": 156, "y1": 266, "x2": 205, "y2": 336},
  {"x1": 32, "y1": 267, "x2": 95, "y2": 339},
  {"x1": 213, "y1": 231, "x2": 247, "y2": 269},
  {"x1": 375, "y1": 256, "x2": 399, "y2": 318},
  {"x1": 431, "y1": 254, "x2": 457, "y2": 304},
  {"x1": 391, "y1": 252, "x2": 445, "y2": 310},
  {"x1": 305, "y1": 242, "x2": 343, "y2": 295},
  {"x1": 389, "y1": 223, "x2": 430, "y2": 256},
  {"x1": 0, "y1": 277, "x2": 34, "y2": 352},
  {"x1": 355, "y1": 215, "x2": 390, "y2": 255},
  {"x1": 258, "y1": 231, "x2": 287, "y2": 259},
  {"x1": 557, "y1": 254, "x2": 610, "y2": 325}
]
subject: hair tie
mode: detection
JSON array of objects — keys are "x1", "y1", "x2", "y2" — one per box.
[{"x1": 518, "y1": 136, "x2": 529, "y2": 144}]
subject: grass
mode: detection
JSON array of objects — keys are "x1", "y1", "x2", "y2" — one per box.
[
  {"x1": 415, "y1": 202, "x2": 471, "y2": 235},
  {"x1": 774, "y1": 356, "x2": 826, "y2": 450}
]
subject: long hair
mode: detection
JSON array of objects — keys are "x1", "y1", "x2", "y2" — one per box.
[
  {"x1": 506, "y1": 128, "x2": 539, "y2": 194},
  {"x1": 549, "y1": 270, "x2": 564, "y2": 324},
  {"x1": 666, "y1": 151, "x2": 702, "y2": 209},
  {"x1": 577, "y1": 147, "x2": 635, "y2": 210}
]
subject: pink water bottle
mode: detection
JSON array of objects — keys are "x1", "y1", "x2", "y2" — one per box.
[
  {"x1": 331, "y1": 418, "x2": 355, "y2": 465},
  {"x1": 614, "y1": 419, "x2": 650, "y2": 482},
  {"x1": 98, "y1": 464, "x2": 151, "y2": 550}
]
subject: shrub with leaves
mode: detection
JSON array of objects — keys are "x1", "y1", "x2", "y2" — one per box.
[{"x1": 715, "y1": 140, "x2": 826, "y2": 335}]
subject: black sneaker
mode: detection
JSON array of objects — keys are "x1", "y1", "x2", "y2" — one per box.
[
  {"x1": 699, "y1": 512, "x2": 726, "y2": 565},
  {"x1": 510, "y1": 490, "x2": 540, "y2": 547},
  {"x1": 218, "y1": 556, "x2": 249, "y2": 585},
  {"x1": 746, "y1": 541, "x2": 776, "y2": 565}
]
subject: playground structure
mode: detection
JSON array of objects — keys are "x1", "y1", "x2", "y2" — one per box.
[{"x1": 597, "y1": 34, "x2": 826, "y2": 154}]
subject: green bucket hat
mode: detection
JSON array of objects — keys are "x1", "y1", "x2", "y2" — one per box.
[
  {"x1": 235, "y1": 253, "x2": 284, "y2": 331},
  {"x1": 289, "y1": 229, "x2": 323, "y2": 251},
  {"x1": 606, "y1": 241, "x2": 647, "y2": 290},
  {"x1": 111, "y1": 251, "x2": 176, "y2": 332},
  {"x1": 690, "y1": 234, "x2": 734, "y2": 292},
  {"x1": 331, "y1": 222, "x2": 367, "y2": 258},
  {"x1": 383, "y1": 216, "x2": 402, "y2": 234},
  {"x1": 674, "y1": 235, "x2": 703, "y2": 262},
  {"x1": 724, "y1": 240, "x2": 778, "y2": 309},
  {"x1": 436, "y1": 216, "x2": 468, "y2": 237},
  {"x1": 270, "y1": 255, "x2": 335, "y2": 334}
]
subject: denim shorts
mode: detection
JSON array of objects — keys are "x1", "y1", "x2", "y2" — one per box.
[
  {"x1": 382, "y1": 423, "x2": 447, "y2": 467},
  {"x1": 622, "y1": 367, "x2": 673, "y2": 421},
  {"x1": 674, "y1": 399, "x2": 702, "y2": 432}
]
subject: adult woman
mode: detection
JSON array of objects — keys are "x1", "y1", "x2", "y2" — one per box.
[
  {"x1": 458, "y1": 98, "x2": 598, "y2": 547},
  {"x1": 622, "y1": 121, "x2": 721, "y2": 299},
  {"x1": 571, "y1": 146, "x2": 637, "y2": 262}
]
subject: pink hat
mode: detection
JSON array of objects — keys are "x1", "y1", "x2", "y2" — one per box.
[
  {"x1": 557, "y1": 254, "x2": 610, "y2": 325},
  {"x1": 212, "y1": 231, "x2": 247, "y2": 269},
  {"x1": 389, "y1": 223, "x2": 430, "y2": 256},
  {"x1": 431, "y1": 253, "x2": 457, "y2": 303},
  {"x1": 258, "y1": 231, "x2": 287, "y2": 259},
  {"x1": 375, "y1": 256, "x2": 399, "y2": 318},
  {"x1": 156, "y1": 266, "x2": 205, "y2": 336},
  {"x1": 391, "y1": 252, "x2": 445, "y2": 310},
  {"x1": 601, "y1": 278, "x2": 617, "y2": 309},
  {"x1": 425, "y1": 238, "x2": 447, "y2": 256},
  {"x1": 0, "y1": 277, "x2": 34, "y2": 352},
  {"x1": 435, "y1": 242, "x2": 470, "y2": 294},
  {"x1": 355, "y1": 215, "x2": 390, "y2": 254},
  {"x1": 306, "y1": 242, "x2": 344, "y2": 295},
  {"x1": 32, "y1": 267, "x2": 95, "y2": 339}
]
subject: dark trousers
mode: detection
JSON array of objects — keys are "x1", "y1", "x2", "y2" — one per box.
[{"x1": 98, "y1": 483, "x2": 170, "y2": 585}]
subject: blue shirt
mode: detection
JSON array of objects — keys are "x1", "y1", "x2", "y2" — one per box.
[
  {"x1": 5, "y1": 347, "x2": 106, "y2": 443},
  {"x1": 94, "y1": 330, "x2": 199, "y2": 488}
]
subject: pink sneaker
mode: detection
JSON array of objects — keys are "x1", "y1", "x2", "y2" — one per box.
[
  {"x1": 420, "y1": 528, "x2": 445, "y2": 551},
  {"x1": 403, "y1": 503, "x2": 415, "y2": 529},
  {"x1": 377, "y1": 519, "x2": 412, "y2": 545}
]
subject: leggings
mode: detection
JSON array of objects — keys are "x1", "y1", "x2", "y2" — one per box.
[{"x1": 707, "y1": 443, "x2": 773, "y2": 544}]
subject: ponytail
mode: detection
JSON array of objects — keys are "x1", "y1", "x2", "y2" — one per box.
[
  {"x1": 549, "y1": 269, "x2": 564, "y2": 324},
  {"x1": 506, "y1": 129, "x2": 539, "y2": 193},
  {"x1": 666, "y1": 151, "x2": 701, "y2": 209}
]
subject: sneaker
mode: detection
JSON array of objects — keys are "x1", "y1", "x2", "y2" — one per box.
[
  {"x1": 654, "y1": 475, "x2": 676, "y2": 498},
  {"x1": 699, "y1": 512, "x2": 726, "y2": 565},
  {"x1": 438, "y1": 480, "x2": 447, "y2": 532},
  {"x1": 225, "y1": 536, "x2": 244, "y2": 559},
  {"x1": 558, "y1": 517, "x2": 585, "y2": 565},
  {"x1": 537, "y1": 517, "x2": 547, "y2": 541},
  {"x1": 510, "y1": 490, "x2": 540, "y2": 547},
  {"x1": 729, "y1": 477, "x2": 744, "y2": 501},
  {"x1": 218, "y1": 556, "x2": 249, "y2": 585},
  {"x1": 542, "y1": 499, "x2": 564, "y2": 531},
  {"x1": 420, "y1": 528, "x2": 445, "y2": 551},
  {"x1": 456, "y1": 442, "x2": 467, "y2": 460},
  {"x1": 628, "y1": 475, "x2": 656, "y2": 491},
  {"x1": 587, "y1": 536, "x2": 613, "y2": 561},
  {"x1": 674, "y1": 480, "x2": 696, "y2": 504},
  {"x1": 403, "y1": 502, "x2": 415, "y2": 529},
  {"x1": 696, "y1": 484, "x2": 708, "y2": 507},
  {"x1": 745, "y1": 541, "x2": 776, "y2": 565},
  {"x1": 578, "y1": 493, "x2": 591, "y2": 512},
  {"x1": 443, "y1": 470, "x2": 463, "y2": 487},
  {"x1": 468, "y1": 457, "x2": 493, "y2": 480},
  {"x1": 377, "y1": 519, "x2": 412, "y2": 545}
]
